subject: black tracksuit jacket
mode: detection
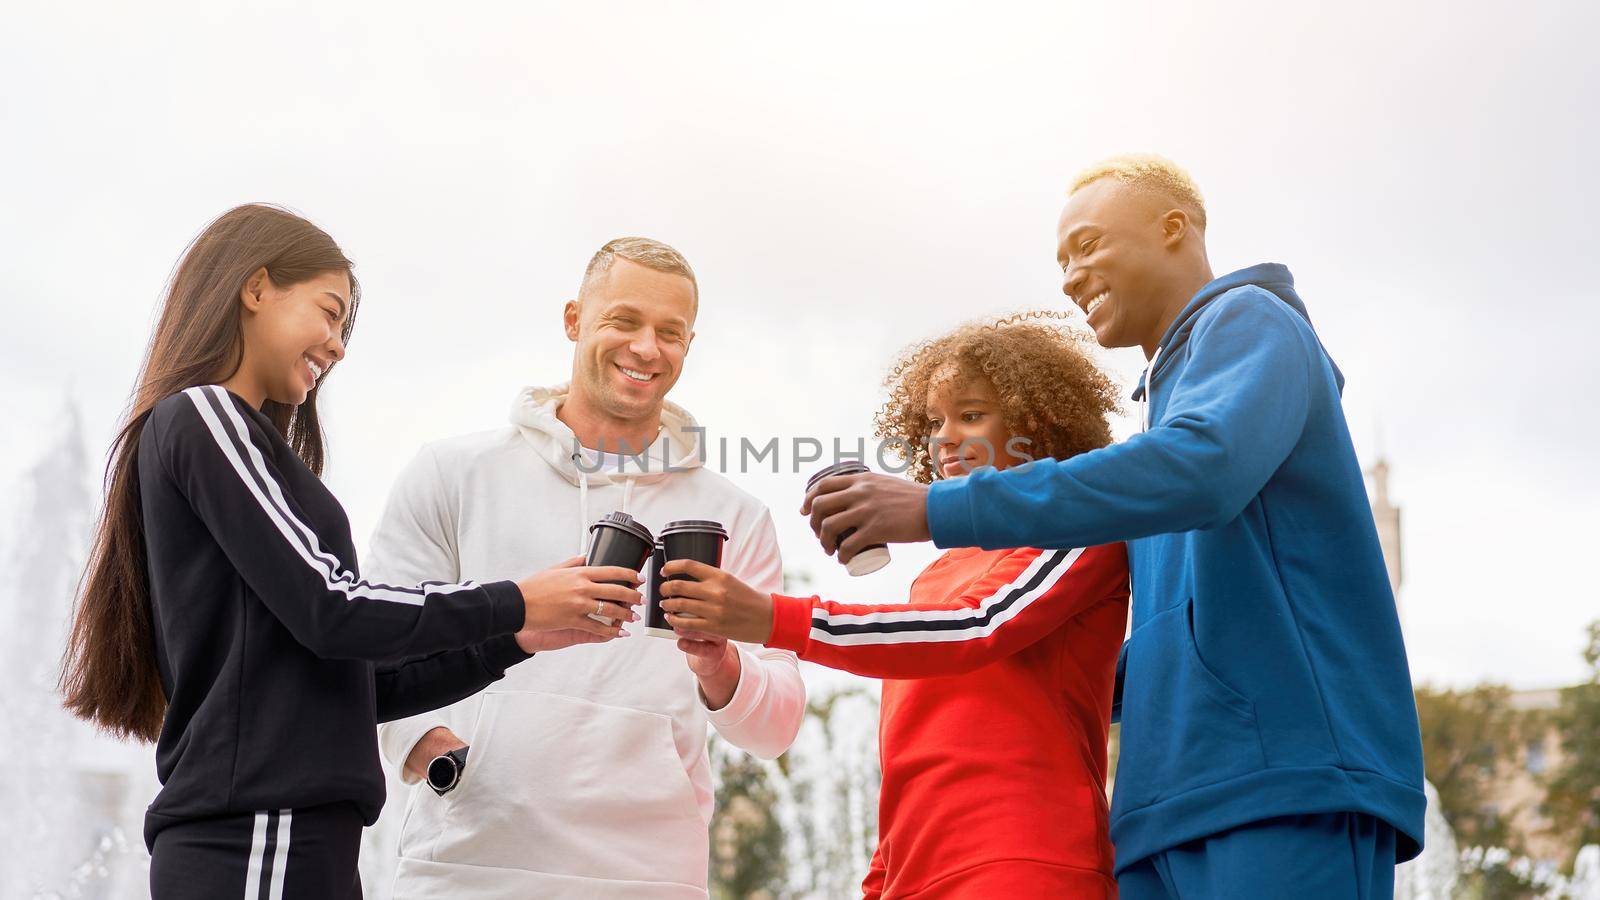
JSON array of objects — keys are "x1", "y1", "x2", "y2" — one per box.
[{"x1": 138, "y1": 385, "x2": 529, "y2": 845}]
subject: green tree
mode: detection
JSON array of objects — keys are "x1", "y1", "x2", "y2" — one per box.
[
  {"x1": 708, "y1": 737, "x2": 788, "y2": 900},
  {"x1": 1546, "y1": 620, "x2": 1600, "y2": 862},
  {"x1": 777, "y1": 686, "x2": 881, "y2": 898},
  {"x1": 1454, "y1": 860, "x2": 1543, "y2": 900},
  {"x1": 1414, "y1": 684, "x2": 1525, "y2": 850}
]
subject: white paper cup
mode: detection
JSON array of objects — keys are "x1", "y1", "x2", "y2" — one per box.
[
  {"x1": 844, "y1": 545, "x2": 892, "y2": 577},
  {"x1": 807, "y1": 461, "x2": 894, "y2": 577}
]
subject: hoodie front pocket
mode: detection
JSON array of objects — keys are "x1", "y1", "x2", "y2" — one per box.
[
  {"x1": 432, "y1": 690, "x2": 707, "y2": 887},
  {"x1": 1113, "y1": 599, "x2": 1264, "y2": 811}
]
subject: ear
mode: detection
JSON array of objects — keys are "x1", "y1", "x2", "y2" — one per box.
[
  {"x1": 240, "y1": 267, "x2": 270, "y2": 312},
  {"x1": 683, "y1": 329, "x2": 696, "y2": 356},
  {"x1": 562, "y1": 299, "x2": 582, "y2": 342},
  {"x1": 1161, "y1": 210, "x2": 1191, "y2": 247}
]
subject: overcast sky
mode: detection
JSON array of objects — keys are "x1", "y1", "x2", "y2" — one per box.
[{"x1": 3, "y1": 1, "x2": 1597, "y2": 690}]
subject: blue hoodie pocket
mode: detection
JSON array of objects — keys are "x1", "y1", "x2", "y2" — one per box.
[{"x1": 1113, "y1": 598, "x2": 1264, "y2": 811}]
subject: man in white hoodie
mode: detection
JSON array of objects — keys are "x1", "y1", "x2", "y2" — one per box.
[{"x1": 369, "y1": 238, "x2": 806, "y2": 898}]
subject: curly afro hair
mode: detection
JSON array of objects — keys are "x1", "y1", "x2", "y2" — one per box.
[{"x1": 874, "y1": 311, "x2": 1122, "y2": 485}]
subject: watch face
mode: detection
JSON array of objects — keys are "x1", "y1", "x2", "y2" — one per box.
[{"x1": 427, "y1": 754, "x2": 458, "y2": 791}]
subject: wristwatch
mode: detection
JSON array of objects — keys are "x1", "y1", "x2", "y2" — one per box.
[{"x1": 426, "y1": 745, "x2": 470, "y2": 796}]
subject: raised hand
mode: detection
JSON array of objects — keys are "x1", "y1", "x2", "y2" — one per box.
[
  {"x1": 800, "y1": 471, "x2": 932, "y2": 563},
  {"x1": 514, "y1": 556, "x2": 643, "y2": 640}
]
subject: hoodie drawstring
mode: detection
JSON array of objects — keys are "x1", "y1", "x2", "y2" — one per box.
[
  {"x1": 1141, "y1": 346, "x2": 1164, "y2": 433},
  {"x1": 575, "y1": 456, "x2": 591, "y2": 556},
  {"x1": 574, "y1": 453, "x2": 641, "y2": 556}
]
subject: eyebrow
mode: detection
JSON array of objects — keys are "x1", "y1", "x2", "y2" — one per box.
[{"x1": 323, "y1": 292, "x2": 348, "y2": 317}]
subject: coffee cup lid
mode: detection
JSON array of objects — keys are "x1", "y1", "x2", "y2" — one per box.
[
  {"x1": 660, "y1": 519, "x2": 728, "y2": 539},
  {"x1": 806, "y1": 460, "x2": 869, "y2": 490},
  {"x1": 588, "y1": 511, "x2": 655, "y2": 545}
]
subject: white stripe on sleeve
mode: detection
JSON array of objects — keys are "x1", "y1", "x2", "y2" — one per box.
[
  {"x1": 808, "y1": 548, "x2": 1084, "y2": 646},
  {"x1": 182, "y1": 386, "x2": 477, "y2": 607}
]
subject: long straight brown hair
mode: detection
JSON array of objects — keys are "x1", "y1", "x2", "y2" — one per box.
[{"x1": 61, "y1": 204, "x2": 361, "y2": 741}]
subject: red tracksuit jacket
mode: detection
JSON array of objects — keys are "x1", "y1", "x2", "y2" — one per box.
[{"x1": 768, "y1": 543, "x2": 1129, "y2": 899}]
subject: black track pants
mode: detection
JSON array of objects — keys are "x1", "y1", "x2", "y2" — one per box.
[{"x1": 148, "y1": 802, "x2": 363, "y2": 899}]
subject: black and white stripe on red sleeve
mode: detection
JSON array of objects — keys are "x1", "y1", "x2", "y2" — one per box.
[
  {"x1": 767, "y1": 545, "x2": 1126, "y2": 680},
  {"x1": 806, "y1": 548, "x2": 1083, "y2": 647}
]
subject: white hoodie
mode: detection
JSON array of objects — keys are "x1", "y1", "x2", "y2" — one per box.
[{"x1": 370, "y1": 385, "x2": 805, "y2": 899}]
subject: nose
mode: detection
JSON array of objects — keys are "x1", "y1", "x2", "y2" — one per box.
[
  {"x1": 325, "y1": 331, "x2": 346, "y2": 363},
  {"x1": 629, "y1": 331, "x2": 662, "y2": 363},
  {"x1": 1062, "y1": 263, "x2": 1087, "y2": 301}
]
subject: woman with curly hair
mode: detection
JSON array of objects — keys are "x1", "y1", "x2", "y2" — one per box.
[{"x1": 659, "y1": 313, "x2": 1131, "y2": 898}]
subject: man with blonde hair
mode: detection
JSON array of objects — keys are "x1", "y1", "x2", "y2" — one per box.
[
  {"x1": 802, "y1": 155, "x2": 1425, "y2": 898},
  {"x1": 370, "y1": 236, "x2": 806, "y2": 898}
]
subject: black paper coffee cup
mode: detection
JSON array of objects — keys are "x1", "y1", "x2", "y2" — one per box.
[
  {"x1": 650, "y1": 519, "x2": 729, "y2": 638},
  {"x1": 805, "y1": 461, "x2": 891, "y2": 576},
  {"x1": 584, "y1": 511, "x2": 653, "y2": 623}
]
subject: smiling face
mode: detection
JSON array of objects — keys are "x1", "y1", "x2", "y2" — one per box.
[
  {"x1": 1056, "y1": 177, "x2": 1201, "y2": 357},
  {"x1": 564, "y1": 257, "x2": 696, "y2": 430},
  {"x1": 925, "y1": 366, "x2": 1031, "y2": 478},
  {"x1": 236, "y1": 267, "x2": 350, "y2": 407}
]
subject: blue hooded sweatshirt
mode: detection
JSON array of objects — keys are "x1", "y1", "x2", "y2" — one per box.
[{"x1": 926, "y1": 264, "x2": 1426, "y2": 871}]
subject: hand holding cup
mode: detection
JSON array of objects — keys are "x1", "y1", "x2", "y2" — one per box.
[
  {"x1": 658, "y1": 560, "x2": 775, "y2": 644},
  {"x1": 514, "y1": 556, "x2": 642, "y2": 642},
  {"x1": 802, "y1": 467, "x2": 931, "y2": 567}
]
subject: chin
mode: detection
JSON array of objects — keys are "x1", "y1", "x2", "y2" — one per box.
[
  {"x1": 601, "y1": 392, "x2": 662, "y2": 421},
  {"x1": 271, "y1": 379, "x2": 314, "y2": 408},
  {"x1": 1091, "y1": 324, "x2": 1134, "y2": 350}
]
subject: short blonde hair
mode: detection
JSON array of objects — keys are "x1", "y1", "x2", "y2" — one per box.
[
  {"x1": 1070, "y1": 154, "x2": 1207, "y2": 230},
  {"x1": 580, "y1": 236, "x2": 698, "y2": 302}
]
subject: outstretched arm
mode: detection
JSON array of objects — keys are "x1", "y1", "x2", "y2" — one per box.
[
  {"x1": 802, "y1": 290, "x2": 1320, "y2": 558},
  {"x1": 153, "y1": 386, "x2": 526, "y2": 661},
  {"x1": 662, "y1": 544, "x2": 1128, "y2": 679},
  {"x1": 926, "y1": 291, "x2": 1317, "y2": 550}
]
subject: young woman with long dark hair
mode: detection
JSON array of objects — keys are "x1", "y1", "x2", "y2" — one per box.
[{"x1": 60, "y1": 204, "x2": 643, "y2": 899}]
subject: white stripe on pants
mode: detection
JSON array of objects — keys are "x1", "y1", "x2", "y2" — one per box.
[{"x1": 243, "y1": 809, "x2": 292, "y2": 899}]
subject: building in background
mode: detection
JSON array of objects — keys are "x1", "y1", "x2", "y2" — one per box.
[
  {"x1": 1369, "y1": 458, "x2": 1403, "y2": 609},
  {"x1": 1373, "y1": 458, "x2": 1579, "y2": 868}
]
